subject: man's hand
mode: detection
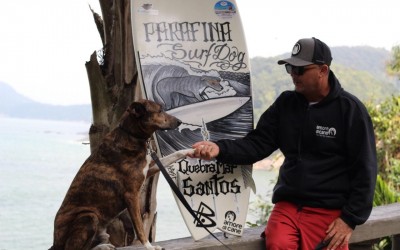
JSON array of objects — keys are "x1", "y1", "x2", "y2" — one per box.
[
  {"x1": 324, "y1": 217, "x2": 353, "y2": 250},
  {"x1": 188, "y1": 141, "x2": 220, "y2": 161}
]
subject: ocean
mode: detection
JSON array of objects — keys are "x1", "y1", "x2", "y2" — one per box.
[{"x1": 0, "y1": 117, "x2": 276, "y2": 250}]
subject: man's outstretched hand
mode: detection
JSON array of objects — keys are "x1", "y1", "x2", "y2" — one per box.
[{"x1": 188, "y1": 141, "x2": 220, "y2": 161}]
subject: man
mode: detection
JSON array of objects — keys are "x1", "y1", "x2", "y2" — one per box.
[{"x1": 190, "y1": 37, "x2": 377, "y2": 249}]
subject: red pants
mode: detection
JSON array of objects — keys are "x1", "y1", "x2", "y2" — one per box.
[{"x1": 264, "y1": 201, "x2": 348, "y2": 250}]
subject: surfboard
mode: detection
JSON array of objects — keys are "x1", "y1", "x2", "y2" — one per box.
[{"x1": 131, "y1": 0, "x2": 254, "y2": 241}]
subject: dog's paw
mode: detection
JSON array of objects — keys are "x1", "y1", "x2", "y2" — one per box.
[
  {"x1": 91, "y1": 243, "x2": 115, "y2": 250},
  {"x1": 179, "y1": 148, "x2": 195, "y2": 156},
  {"x1": 144, "y1": 241, "x2": 164, "y2": 250}
]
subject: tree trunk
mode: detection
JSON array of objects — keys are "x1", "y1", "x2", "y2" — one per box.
[{"x1": 85, "y1": 0, "x2": 158, "y2": 246}]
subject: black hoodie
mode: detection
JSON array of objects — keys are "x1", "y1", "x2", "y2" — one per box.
[{"x1": 216, "y1": 71, "x2": 377, "y2": 229}]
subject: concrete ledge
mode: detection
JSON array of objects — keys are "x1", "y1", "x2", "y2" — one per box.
[{"x1": 118, "y1": 203, "x2": 400, "y2": 250}]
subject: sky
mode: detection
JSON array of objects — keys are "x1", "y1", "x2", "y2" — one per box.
[{"x1": 0, "y1": 0, "x2": 399, "y2": 105}]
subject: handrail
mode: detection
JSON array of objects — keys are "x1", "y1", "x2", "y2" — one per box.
[{"x1": 118, "y1": 202, "x2": 400, "y2": 250}]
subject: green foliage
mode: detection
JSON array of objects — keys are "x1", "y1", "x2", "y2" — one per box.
[
  {"x1": 372, "y1": 237, "x2": 390, "y2": 250},
  {"x1": 373, "y1": 175, "x2": 400, "y2": 207},
  {"x1": 250, "y1": 56, "x2": 292, "y2": 121},
  {"x1": 366, "y1": 95, "x2": 400, "y2": 192},
  {"x1": 387, "y1": 46, "x2": 400, "y2": 78},
  {"x1": 366, "y1": 46, "x2": 400, "y2": 250},
  {"x1": 246, "y1": 194, "x2": 273, "y2": 227},
  {"x1": 331, "y1": 64, "x2": 397, "y2": 103}
]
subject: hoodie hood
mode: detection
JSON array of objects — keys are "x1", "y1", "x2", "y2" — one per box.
[{"x1": 317, "y1": 70, "x2": 343, "y2": 106}]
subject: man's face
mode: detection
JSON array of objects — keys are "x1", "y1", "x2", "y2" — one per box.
[{"x1": 285, "y1": 64, "x2": 324, "y2": 100}]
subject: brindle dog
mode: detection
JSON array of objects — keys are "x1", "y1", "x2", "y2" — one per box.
[{"x1": 50, "y1": 99, "x2": 191, "y2": 250}]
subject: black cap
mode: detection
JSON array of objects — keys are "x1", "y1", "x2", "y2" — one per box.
[{"x1": 277, "y1": 37, "x2": 332, "y2": 66}]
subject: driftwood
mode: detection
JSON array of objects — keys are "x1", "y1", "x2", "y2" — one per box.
[{"x1": 85, "y1": 0, "x2": 159, "y2": 246}]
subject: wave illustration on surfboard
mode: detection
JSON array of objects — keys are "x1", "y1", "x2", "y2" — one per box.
[
  {"x1": 140, "y1": 57, "x2": 252, "y2": 156},
  {"x1": 131, "y1": 0, "x2": 254, "y2": 241}
]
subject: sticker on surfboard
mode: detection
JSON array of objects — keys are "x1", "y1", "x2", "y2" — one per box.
[{"x1": 131, "y1": 0, "x2": 255, "y2": 241}]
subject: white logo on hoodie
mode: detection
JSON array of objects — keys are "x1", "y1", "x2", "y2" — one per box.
[{"x1": 316, "y1": 125, "x2": 336, "y2": 138}]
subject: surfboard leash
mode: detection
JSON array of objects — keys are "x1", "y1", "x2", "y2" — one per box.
[{"x1": 150, "y1": 152, "x2": 233, "y2": 250}]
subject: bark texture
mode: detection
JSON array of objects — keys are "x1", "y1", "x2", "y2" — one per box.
[{"x1": 85, "y1": 0, "x2": 158, "y2": 246}]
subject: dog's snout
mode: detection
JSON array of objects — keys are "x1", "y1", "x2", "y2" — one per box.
[{"x1": 177, "y1": 119, "x2": 182, "y2": 126}]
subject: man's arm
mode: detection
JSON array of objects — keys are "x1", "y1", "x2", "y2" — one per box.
[{"x1": 340, "y1": 100, "x2": 378, "y2": 229}]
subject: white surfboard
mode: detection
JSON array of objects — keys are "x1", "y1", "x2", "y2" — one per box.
[
  {"x1": 131, "y1": 0, "x2": 254, "y2": 241},
  {"x1": 168, "y1": 96, "x2": 250, "y2": 126}
]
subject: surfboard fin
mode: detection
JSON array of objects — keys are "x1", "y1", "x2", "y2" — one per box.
[{"x1": 240, "y1": 165, "x2": 256, "y2": 194}]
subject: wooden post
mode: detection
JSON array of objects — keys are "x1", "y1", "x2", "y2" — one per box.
[
  {"x1": 392, "y1": 234, "x2": 400, "y2": 250},
  {"x1": 85, "y1": 0, "x2": 159, "y2": 246}
]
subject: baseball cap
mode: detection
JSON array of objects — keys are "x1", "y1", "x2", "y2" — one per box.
[{"x1": 277, "y1": 37, "x2": 332, "y2": 66}]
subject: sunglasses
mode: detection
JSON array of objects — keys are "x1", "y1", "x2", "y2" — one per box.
[{"x1": 285, "y1": 64, "x2": 319, "y2": 75}]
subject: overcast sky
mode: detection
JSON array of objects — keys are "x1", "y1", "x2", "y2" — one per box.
[{"x1": 1, "y1": 0, "x2": 399, "y2": 105}]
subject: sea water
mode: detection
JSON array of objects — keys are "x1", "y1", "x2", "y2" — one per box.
[{"x1": 0, "y1": 117, "x2": 276, "y2": 250}]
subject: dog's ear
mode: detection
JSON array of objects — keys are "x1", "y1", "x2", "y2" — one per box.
[{"x1": 129, "y1": 102, "x2": 147, "y2": 118}]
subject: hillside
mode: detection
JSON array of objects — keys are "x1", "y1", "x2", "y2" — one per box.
[
  {"x1": 1, "y1": 46, "x2": 398, "y2": 122},
  {"x1": 0, "y1": 82, "x2": 92, "y2": 122},
  {"x1": 250, "y1": 46, "x2": 400, "y2": 120}
]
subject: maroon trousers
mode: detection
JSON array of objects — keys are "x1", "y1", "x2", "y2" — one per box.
[{"x1": 264, "y1": 201, "x2": 348, "y2": 250}]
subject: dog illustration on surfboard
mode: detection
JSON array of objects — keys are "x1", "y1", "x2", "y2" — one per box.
[{"x1": 131, "y1": 0, "x2": 254, "y2": 240}]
